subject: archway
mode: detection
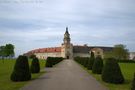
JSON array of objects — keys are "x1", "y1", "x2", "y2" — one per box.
[
  {"x1": 67, "y1": 56, "x2": 69, "y2": 59},
  {"x1": 66, "y1": 51, "x2": 70, "y2": 59}
]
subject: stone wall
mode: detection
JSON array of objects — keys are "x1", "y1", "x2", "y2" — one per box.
[
  {"x1": 35, "y1": 52, "x2": 61, "y2": 59},
  {"x1": 91, "y1": 48, "x2": 104, "y2": 58}
]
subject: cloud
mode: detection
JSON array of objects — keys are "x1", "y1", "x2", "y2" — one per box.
[{"x1": 0, "y1": 0, "x2": 135, "y2": 56}]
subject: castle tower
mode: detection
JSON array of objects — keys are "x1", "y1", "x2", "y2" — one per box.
[
  {"x1": 64, "y1": 27, "x2": 70, "y2": 44},
  {"x1": 61, "y1": 27, "x2": 73, "y2": 59}
]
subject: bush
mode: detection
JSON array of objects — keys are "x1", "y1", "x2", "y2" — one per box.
[
  {"x1": 81, "y1": 57, "x2": 89, "y2": 67},
  {"x1": 92, "y1": 56, "x2": 103, "y2": 74},
  {"x1": 87, "y1": 52, "x2": 95, "y2": 70},
  {"x1": 31, "y1": 57, "x2": 40, "y2": 73},
  {"x1": 74, "y1": 57, "x2": 82, "y2": 64},
  {"x1": 84, "y1": 57, "x2": 89, "y2": 67},
  {"x1": 45, "y1": 57, "x2": 64, "y2": 67},
  {"x1": 131, "y1": 73, "x2": 135, "y2": 90},
  {"x1": 102, "y1": 58, "x2": 124, "y2": 84},
  {"x1": 74, "y1": 57, "x2": 89, "y2": 68},
  {"x1": 29, "y1": 54, "x2": 36, "y2": 59},
  {"x1": 10, "y1": 55, "x2": 31, "y2": 81},
  {"x1": 46, "y1": 57, "x2": 53, "y2": 67}
]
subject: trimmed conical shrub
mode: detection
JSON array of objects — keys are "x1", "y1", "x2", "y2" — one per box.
[
  {"x1": 31, "y1": 57, "x2": 40, "y2": 73},
  {"x1": 10, "y1": 55, "x2": 31, "y2": 81},
  {"x1": 102, "y1": 58, "x2": 124, "y2": 84},
  {"x1": 87, "y1": 52, "x2": 95, "y2": 70},
  {"x1": 45, "y1": 57, "x2": 53, "y2": 67},
  {"x1": 131, "y1": 73, "x2": 135, "y2": 90},
  {"x1": 92, "y1": 56, "x2": 103, "y2": 74}
]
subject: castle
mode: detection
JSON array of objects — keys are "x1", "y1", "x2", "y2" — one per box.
[{"x1": 25, "y1": 27, "x2": 113, "y2": 59}]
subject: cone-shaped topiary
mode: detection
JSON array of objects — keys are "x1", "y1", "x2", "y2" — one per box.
[
  {"x1": 45, "y1": 57, "x2": 53, "y2": 67},
  {"x1": 10, "y1": 55, "x2": 31, "y2": 81},
  {"x1": 31, "y1": 57, "x2": 40, "y2": 73},
  {"x1": 131, "y1": 73, "x2": 135, "y2": 90},
  {"x1": 92, "y1": 56, "x2": 103, "y2": 74},
  {"x1": 102, "y1": 58, "x2": 124, "y2": 84},
  {"x1": 87, "y1": 51, "x2": 95, "y2": 70}
]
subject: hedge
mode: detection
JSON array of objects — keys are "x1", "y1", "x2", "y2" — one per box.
[
  {"x1": 92, "y1": 56, "x2": 103, "y2": 74},
  {"x1": 45, "y1": 57, "x2": 64, "y2": 67}
]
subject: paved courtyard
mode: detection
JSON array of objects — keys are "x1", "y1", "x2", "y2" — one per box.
[{"x1": 21, "y1": 59, "x2": 108, "y2": 90}]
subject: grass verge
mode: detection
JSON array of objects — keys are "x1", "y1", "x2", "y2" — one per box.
[
  {"x1": 0, "y1": 59, "x2": 45, "y2": 90},
  {"x1": 78, "y1": 62, "x2": 135, "y2": 90}
]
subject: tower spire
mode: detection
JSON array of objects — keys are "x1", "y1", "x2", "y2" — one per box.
[
  {"x1": 65, "y1": 27, "x2": 69, "y2": 34},
  {"x1": 66, "y1": 27, "x2": 68, "y2": 31}
]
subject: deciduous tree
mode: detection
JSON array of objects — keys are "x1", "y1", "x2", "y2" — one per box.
[{"x1": 104, "y1": 44, "x2": 129, "y2": 60}]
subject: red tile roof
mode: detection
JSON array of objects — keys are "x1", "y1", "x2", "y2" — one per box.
[{"x1": 27, "y1": 47, "x2": 61, "y2": 55}]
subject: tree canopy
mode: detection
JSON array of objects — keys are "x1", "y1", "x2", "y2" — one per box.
[
  {"x1": 0, "y1": 46, "x2": 6, "y2": 58},
  {"x1": 0, "y1": 44, "x2": 15, "y2": 59},
  {"x1": 113, "y1": 44, "x2": 129, "y2": 59},
  {"x1": 104, "y1": 44, "x2": 129, "y2": 60}
]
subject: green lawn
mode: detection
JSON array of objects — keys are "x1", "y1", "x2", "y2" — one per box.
[
  {"x1": 82, "y1": 63, "x2": 135, "y2": 90},
  {"x1": 0, "y1": 59, "x2": 45, "y2": 90}
]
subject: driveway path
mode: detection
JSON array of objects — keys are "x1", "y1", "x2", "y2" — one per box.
[{"x1": 21, "y1": 59, "x2": 108, "y2": 90}]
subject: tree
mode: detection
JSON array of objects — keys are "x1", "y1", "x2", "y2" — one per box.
[
  {"x1": 131, "y1": 73, "x2": 135, "y2": 90},
  {"x1": 104, "y1": 51, "x2": 113, "y2": 59},
  {"x1": 0, "y1": 46, "x2": 6, "y2": 63},
  {"x1": 0, "y1": 46, "x2": 6, "y2": 59},
  {"x1": 0, "y1": 44, "x2": 15, "y2": 59},
  {"x1": 102, "y1": 58, "x2": 124, "y2": 84},
  {"x1": 5, "y1": 44, "x2": 15, "y2": 58},
  {"x1": 113, "y1": 44, "x2": 129, "y2": 60},
  {"x1": 104, "y1": 44, "x2": 129, "y2": 60},
  {"x1": 31, "y1": 57, "x2": 40, "y2": 73},
  {"x1": 92, "y1": 56, "x2": 103, "y2": 74},
  {"x1": 10, "y1": 55, "x2": 31, "y2": 81},
  {"x1": 87, "y1": 51, "x2": 95, "y2": 70}
]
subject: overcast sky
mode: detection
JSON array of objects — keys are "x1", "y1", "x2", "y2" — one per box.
[{"x1": 0, "y1": 0, "x2": 135, "y2": 56}]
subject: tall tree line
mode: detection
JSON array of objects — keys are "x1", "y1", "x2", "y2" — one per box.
[{"x1": 0, "y1": 44, "x2": 15, "y2": 59}]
